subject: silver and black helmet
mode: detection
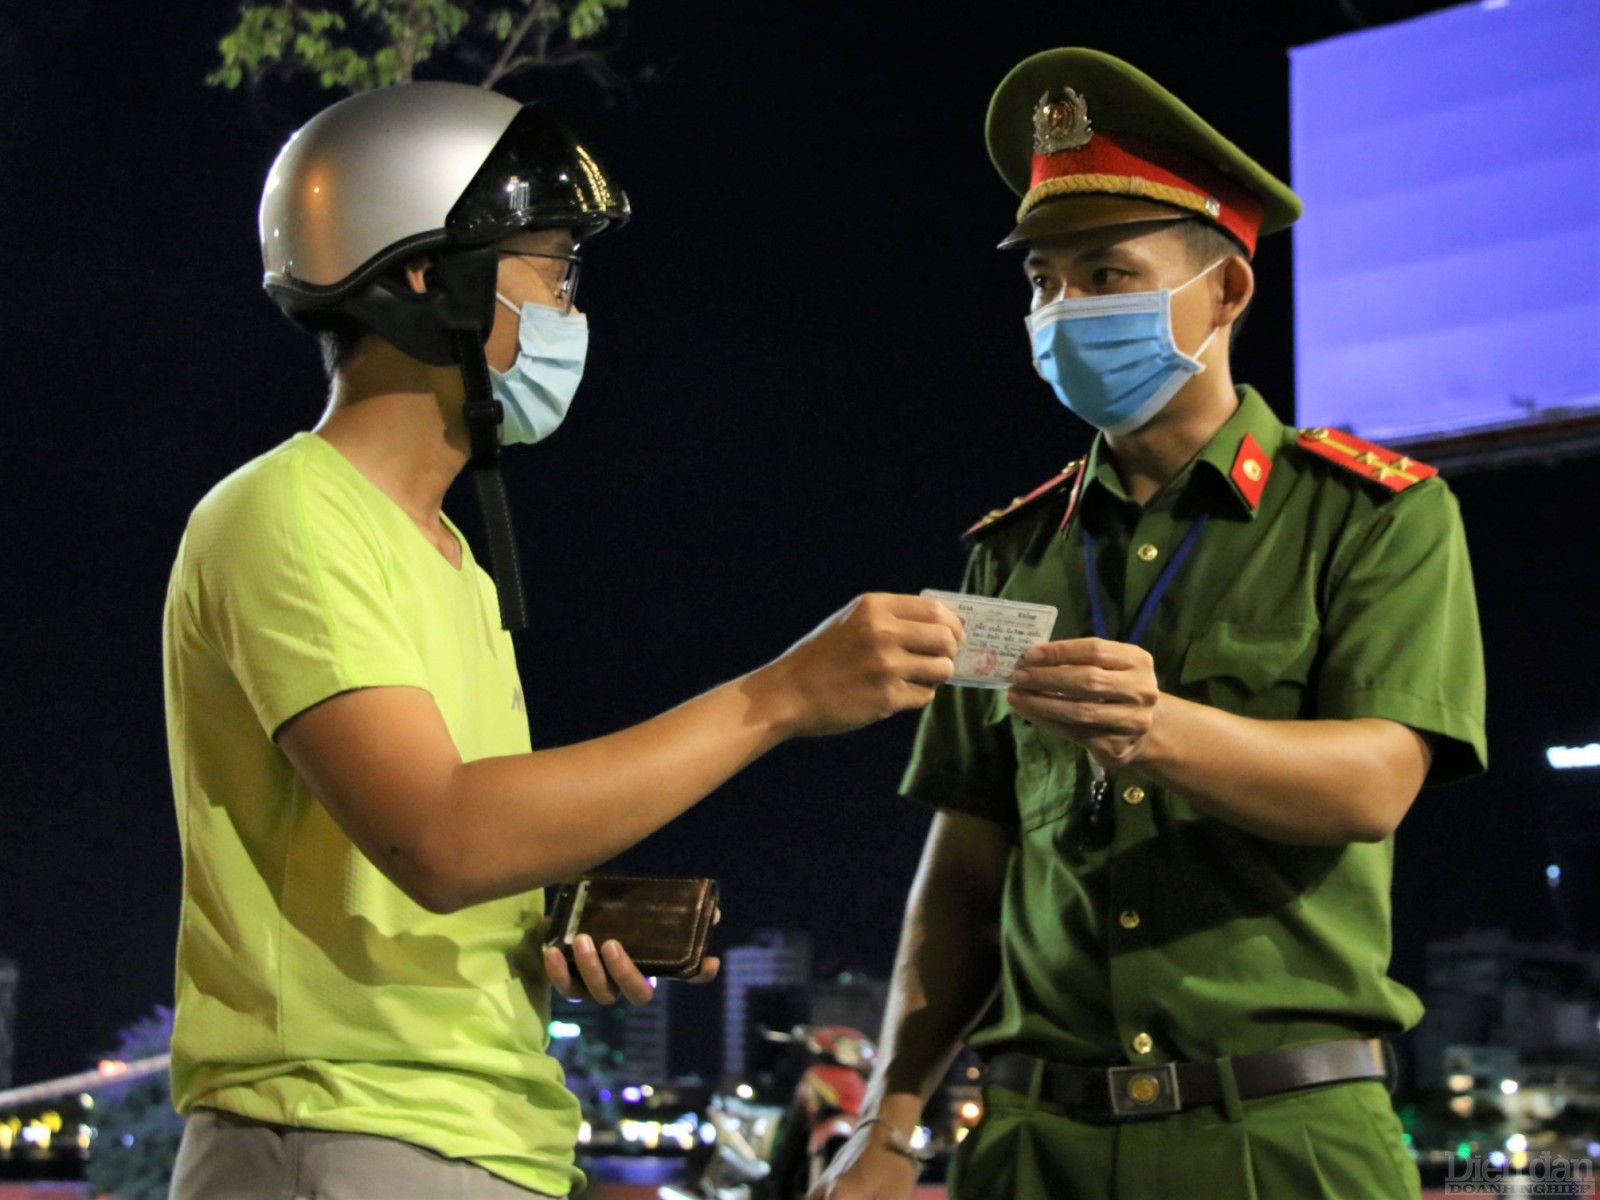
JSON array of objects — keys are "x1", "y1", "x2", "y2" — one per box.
[
  {"x1": 259, "y1": 81, "x2": 629, "y2": 365},
  {"x1": 256, "y1": 83, "x2": 629, "y2": 632}
]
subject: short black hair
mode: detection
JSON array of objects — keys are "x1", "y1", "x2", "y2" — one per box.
[
  {"x1": 1174, "y1": 218, "x2": 1253, "y2": 347},
  {"x1": 310, "y1": 255, "x2": 435, "y2": 377},
  {"x1": 310, "y1": 315, "x2": 371, "y2": 378}
]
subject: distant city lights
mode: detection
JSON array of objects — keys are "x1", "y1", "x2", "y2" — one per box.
[
  {"x1": 617, "y1": 1116, "x2": 697, "y2": 1152},
  {"x1": 1546, "y1": 743, "x2": 1600, "y2": 769}
]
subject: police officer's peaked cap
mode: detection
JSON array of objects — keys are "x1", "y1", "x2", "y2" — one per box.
[{"x1": 986, "y1": 48, "x2": 1302, "y2": 258}]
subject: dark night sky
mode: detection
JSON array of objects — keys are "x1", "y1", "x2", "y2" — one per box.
[{"x1": 2, "y1": 0, "x2": 1596, "y2": 1085}]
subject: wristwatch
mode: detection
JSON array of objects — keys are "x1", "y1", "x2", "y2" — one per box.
[{"x1": 855, "y1": 1117, "x2": 934, "y2": 1166}]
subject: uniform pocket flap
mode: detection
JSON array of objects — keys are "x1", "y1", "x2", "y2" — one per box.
[{"x1": 1179, "y1": 621, "x2": 1319, "y2": 693}]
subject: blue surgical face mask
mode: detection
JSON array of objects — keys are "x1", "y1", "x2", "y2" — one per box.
[
  {"x1": 489, "y1": 293, "x2": 589, "y2": 445},
  {"x1": 1025, "y1": 258, "x2": 1225, "y2": 435}
]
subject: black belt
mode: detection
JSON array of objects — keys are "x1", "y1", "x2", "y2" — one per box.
[{"x1": 984, "y1": 1038, "x2": 1387, "y2": 1121}]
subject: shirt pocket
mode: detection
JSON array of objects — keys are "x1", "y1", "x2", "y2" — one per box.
[{"x1": 1177, "y1": 620, "x2": 1320, "y2": 719}]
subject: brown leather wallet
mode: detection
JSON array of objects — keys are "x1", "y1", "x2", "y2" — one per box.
[{"x1": 544, "y1": 874, "x2": 719, "y2": 980}]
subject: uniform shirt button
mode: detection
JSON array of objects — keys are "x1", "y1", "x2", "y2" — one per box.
[
  {"x1": 1119, "y1": 910, "x2": 1141, "y2": 930},
  {"x1": 1137, "y1": 543, "x2": 1160, "y2": 562},
  {"x1": 1123, "y1": 786, "x2": 1145, "y2": 806},
  {"x1": 1132, "y1": 1032, "x2": 1154, "y2": 1055}
]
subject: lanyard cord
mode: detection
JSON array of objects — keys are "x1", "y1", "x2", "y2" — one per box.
[
  {"x1": 1072, "y1": 512, "x2": 1210, "y2": 853},
  {"x1": 1081, "y1": 513, "x2": 1210, "y2": 647}
]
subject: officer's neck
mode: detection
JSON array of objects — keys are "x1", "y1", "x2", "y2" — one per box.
[{"x1": 1102, "y1": 366, "x2": 1238, "y2": 507}]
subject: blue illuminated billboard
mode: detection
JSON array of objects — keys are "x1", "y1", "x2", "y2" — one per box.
[{"x1": 1290, "y1": 0, "x2": 1600, "y2": 462}]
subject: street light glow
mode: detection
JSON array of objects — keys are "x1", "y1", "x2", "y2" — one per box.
[{"x1": 1546, "y1": 743, "x2": 1600, "y2": 769}]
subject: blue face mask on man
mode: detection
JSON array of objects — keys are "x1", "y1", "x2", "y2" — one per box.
[
  {"x1": 1025, "y1": 258, "x2": 1225, "y2": 435},
  {"x1": 489, "y1": 293, "x2": 589, "y2": 445}
]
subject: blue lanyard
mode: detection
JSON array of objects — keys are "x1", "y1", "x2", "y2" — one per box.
[{"x1": 1082, "y1": 514, "x2": 1210, "y2": 646}]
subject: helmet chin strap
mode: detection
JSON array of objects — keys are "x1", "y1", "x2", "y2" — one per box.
[{"x1": 453, "y1": 330, "x2": 529, "y2": 633}]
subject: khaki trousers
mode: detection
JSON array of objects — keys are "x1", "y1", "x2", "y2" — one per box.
[{"x1": 168, "y1": 1108, "x2": 560, "y2": 1200}]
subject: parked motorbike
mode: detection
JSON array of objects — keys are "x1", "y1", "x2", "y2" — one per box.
[{"x1": 660, "y1": 1025, "x2": 876, "y2": 1200}]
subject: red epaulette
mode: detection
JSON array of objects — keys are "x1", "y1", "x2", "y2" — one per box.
[
  {"x1": 1295, "y1": 427, "x2": 1438, "y2": 494},
  {"x1": 963, "y1": 458, "x2": 1087, "y2": 540}
]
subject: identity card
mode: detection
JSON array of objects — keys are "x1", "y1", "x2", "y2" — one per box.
[{"x1": 920, "y1": 589, "x2": 1058, "y2": 689}]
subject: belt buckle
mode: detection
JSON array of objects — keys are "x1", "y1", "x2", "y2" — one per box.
[{"x1": 1107, "y1": 1062, "x2": 1182, "y2": 1117}]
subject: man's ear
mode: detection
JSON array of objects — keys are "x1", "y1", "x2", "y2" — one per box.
[{"x1": 404, "y1": 257, "x2": 433, "y2": 296}]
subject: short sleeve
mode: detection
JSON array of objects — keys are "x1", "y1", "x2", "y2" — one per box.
[
  {"x1": 900, "y1": 543, "x2": 1020, "y2": 823},
  {"x1": 183, "y1": 450, "x2": 430, "y2": 738},
  {"x1": 1316, "y1": 480, "x2": 1487, "y2": 784}
]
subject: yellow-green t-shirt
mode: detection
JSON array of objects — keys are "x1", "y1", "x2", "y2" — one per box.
[{"x1": 163, "y1": 432, "x2": 580, "y2": 1196}]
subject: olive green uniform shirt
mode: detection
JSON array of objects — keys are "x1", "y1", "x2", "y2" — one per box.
[{"x1": 903, "y1": 386, "x2": 1487, "y2": 1070}]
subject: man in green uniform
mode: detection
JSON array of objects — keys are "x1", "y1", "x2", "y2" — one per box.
[{"x1": 815, "y1": 49, "x2": 1487, "y2": 1200}]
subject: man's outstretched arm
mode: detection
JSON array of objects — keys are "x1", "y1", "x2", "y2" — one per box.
[
  {"x1": 279, "y1": 593, "x2": 963, "y2": 914},
  {"x1": 812, "y1": 810, "x2": 1011, "y2": 1200}
]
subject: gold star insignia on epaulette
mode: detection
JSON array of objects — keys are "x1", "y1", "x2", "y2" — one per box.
[{"x1": 1295, "y1": 427, "x2": 1439, "y2": 494}]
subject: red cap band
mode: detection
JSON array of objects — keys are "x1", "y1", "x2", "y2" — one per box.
[{"x1": 1026, "y1": 131, "x2": 1265, "y2": 256}]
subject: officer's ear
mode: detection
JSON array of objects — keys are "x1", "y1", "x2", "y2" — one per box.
[{"x1": 1217, "y1": 255, "x2": 1254, "y2": 329}]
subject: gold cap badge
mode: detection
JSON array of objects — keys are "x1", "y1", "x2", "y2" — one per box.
[{"x1": 1033, "y1": 88, "x2": 1093, "y2": 155}]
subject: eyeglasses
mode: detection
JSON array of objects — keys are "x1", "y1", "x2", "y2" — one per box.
[{"x1": 498, "y1": 250, "x2": 581, "y2": 315}]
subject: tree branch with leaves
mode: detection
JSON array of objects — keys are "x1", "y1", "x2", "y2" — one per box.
[{"x1": 206, "y1": 0, "x2": 631, "y2": 93}]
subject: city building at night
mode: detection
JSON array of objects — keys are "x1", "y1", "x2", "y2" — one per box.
[
  {"x1": 1414, "y1": 929, "x2": 1600, "y2": 1139},
  {"x1": 1543, "y1": 760, "x2": 1600, "y2": 951},
  {"x1": 721, "y1": 932, "x2": 812, "y2": 1083},
  {"x1": 0, "y1": 955, "x2": 16, "y2": 1090},
  {"x1": 548, "y1": 981, "x2": 674, "y2": 1098},
  {"x1": 808, "y1": 971, "x2": 890, "y2": 1037}
]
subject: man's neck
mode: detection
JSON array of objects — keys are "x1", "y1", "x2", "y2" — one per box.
[
  {"x1": 1102, "y1": 369, "x2": 1239, "y2": 506},
  {"x1": 315, "y1": 354, "x2": 471, "y2": 540}
]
